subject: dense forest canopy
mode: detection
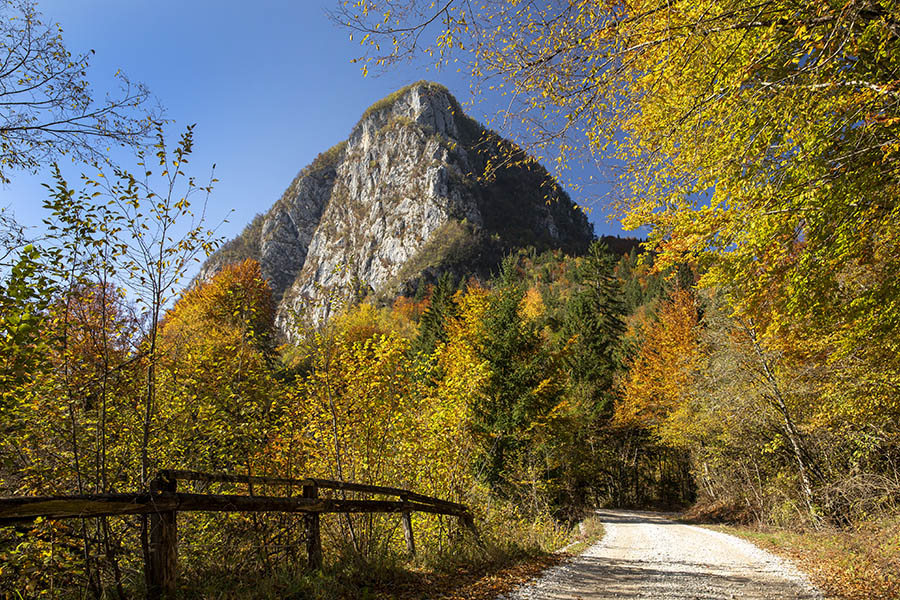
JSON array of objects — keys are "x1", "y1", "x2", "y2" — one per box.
[
  {"x1": 339, "y1": 0, "x2": 900, "y2": 352},
  {"x1": 338, "y1": 0, "x2": 900, "y2": 518}
]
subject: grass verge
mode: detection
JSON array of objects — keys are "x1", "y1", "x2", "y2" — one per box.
[
  {"x1": 170, "y1": 512, "x2": 606, "y2": 599},
  {"x1": 176, "y1": 537, "x2": 565, "y2": 599},
  {"x1": 702, "y1": 518, "x2": 900, "y2": 600},
  {"x1": 559, "y1": 514, "x2": 606, "y2": 555}
]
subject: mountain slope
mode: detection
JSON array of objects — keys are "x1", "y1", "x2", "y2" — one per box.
[{"x1": 201, "y1": 81, "x2": 594, "y2": 329}]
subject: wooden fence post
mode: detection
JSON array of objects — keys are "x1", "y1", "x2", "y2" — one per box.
[
  {"x1": 148, "y1": 474, "x2": 177, "y2": 600},
  {"x1": 303, "y1": 484, "x2": 322, "y2": 570},
  {"x1": 459, "y1": 513, "x2": 482, "y2": 546},
  {"x1": 401, "y1": 510, "x2": 416, "y2": 557},
  {"x1": 0, "y1": 470, "x2": 477, "y2": 589}
]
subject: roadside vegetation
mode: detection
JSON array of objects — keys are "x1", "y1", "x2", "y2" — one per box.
[
  {"x1": 559, "y1": 514, "x2": 606, "y2": 556},
  {"x1": 338, "y1": 0, "x2": 900, "y2": 594},
  {"x1": 699, "y1": 517, "x2": 900, "y2": 600},
  {"x1": 0, "y1": 195, "x2": 642, "y2": 596}
]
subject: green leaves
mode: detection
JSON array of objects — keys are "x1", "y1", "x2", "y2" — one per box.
[{"x1": 0, "y1": 244, "x2": 55, "y2": 409}]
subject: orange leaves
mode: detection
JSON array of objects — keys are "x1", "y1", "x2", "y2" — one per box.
[
  {"x1": 164, "y1": 259, "x2": 274, "y2": 343},
  {"x1": 520, "y1": 287, "x2": 545, "y2": 321},
  {"x1": 159, "y1": 259, "x2": 275, "y2": 383},
  {"x1": 615, "y1": 289, "x2": 701, "y2": 435},
  {"x1": 726, "y1": 520, "x2": 900, "y2": 600},
  {"x1": 392, "y1": 294, "x2": 428, "y2": 323}
]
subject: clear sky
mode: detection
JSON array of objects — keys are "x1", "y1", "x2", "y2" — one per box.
[{"x1": 2, "y1": 0, "x2": 630, "y2": 253}]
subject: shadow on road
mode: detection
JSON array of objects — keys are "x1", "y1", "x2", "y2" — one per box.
[
  {"x1": 592, "y1": 509, "x2": 681, "y2": 525},
  {"x1": 529, "y1": 555, "x2": 801, "y2": 599}
]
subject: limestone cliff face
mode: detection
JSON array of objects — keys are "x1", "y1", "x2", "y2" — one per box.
[
  {"x1": 199, "y1": 146, "x2": 340, "y2": 305},
  {"x1": 201, "y1": 81, "x2": 593, "y2": 331}
]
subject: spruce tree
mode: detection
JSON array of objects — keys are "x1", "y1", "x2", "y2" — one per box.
[
  {"x1": 411, "y1": 272, "x2": 458, "y2": 358},
  {"x1": 472, "y1": 256, "x2": 560, "y2": 491},
  {"x1": 563, "y1": 241, "x2": 626, "y2": 416}
]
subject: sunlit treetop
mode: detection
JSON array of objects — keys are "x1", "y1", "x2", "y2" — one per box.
[
  {"x1": 162, "y1": 259, "x2": 275, "y2": 349},
  {"x1": 335, "y1": 0, "x2": 900, "y2": 364}
]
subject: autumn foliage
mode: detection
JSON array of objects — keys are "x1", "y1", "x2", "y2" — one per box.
[
  {"x1": 616, "y1": 289, "x2": 701, "y2": 432},
  {"x1": 6, "y1": 0, "x2": 900, "y2": 589}
]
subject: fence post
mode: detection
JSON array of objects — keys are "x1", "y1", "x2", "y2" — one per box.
[
  {"x1": 401, "y1": 510, "x2": 416, "y2": 557},
  {"x1": 303, "y1": 484, "x2": 322, "y2": 570},
  {"x1": 459, "y1": 513, "x2": 482, "y2": 546},
  {"x1": 148, "y1": 474, "x2": 177, "y2": 599}
]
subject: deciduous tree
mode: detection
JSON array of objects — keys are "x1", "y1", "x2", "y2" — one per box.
[
  {"x1": 336, "y1": 0, "x2": 900, "y2": 381},
  {"x1": 0, "y1": 0, "x2": 159, "y2": 182},
  {"x1": 158, "y1": 259, "x2": 277, "y2": 473}
]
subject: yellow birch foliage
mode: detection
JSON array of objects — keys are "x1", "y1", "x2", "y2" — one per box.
[
  {"x1": 520, "y1": 286, "x2": 545, "y2": 321},
  {"x1": 423, "y1": 286, "x2": 491, "y2": 498},
  {"x1": 263, "y1": 297, "x2": 485, "y2": 553},
  {"x1": 339, "y1": 0, "x2": 900, "y2": 429},
  {"x1": 276, "y1": 295, "x2": 487, "y2": 499}
]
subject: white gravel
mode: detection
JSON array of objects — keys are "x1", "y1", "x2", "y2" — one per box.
[{"x1": 500, "y1": 509, "x2": 823, "y2": 600}]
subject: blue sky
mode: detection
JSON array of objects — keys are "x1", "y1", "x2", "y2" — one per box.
[{"x1": 2, "y1": 0, "x2": 629, "y2": 252}]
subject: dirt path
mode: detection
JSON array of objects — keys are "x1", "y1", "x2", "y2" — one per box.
[{"x1": 502, "y1": 509, "x2": 823, "y2": 600}]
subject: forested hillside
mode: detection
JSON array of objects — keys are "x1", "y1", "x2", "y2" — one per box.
[
  {"x1": 3, "y1": 0, "x2": 900, "y2": 598},
  {"x1": 0, "y1": 196, "x2": 651, "y2": 595},
  {"x1": 9, "y1": 191, "x2": 895, "y2": 596},
  {"x1": 340, "y1": 0, "x2": 900, "y2": 523}
]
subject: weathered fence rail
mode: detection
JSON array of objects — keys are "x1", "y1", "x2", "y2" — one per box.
[{"x1": 0, "y1": 470, "x2": 478, "y2": 599}]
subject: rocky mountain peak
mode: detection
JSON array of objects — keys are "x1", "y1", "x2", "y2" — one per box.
[
  {"x1": 350, "y1": 82, "x2": 460, "y2": 150},
  {"x1": 201, "y1": 81, "x2": 594, "y2": 333}
]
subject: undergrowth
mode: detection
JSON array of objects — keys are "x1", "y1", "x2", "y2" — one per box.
[
  {"x1": 562, "y1": 513, "x2": 606, "y2": 555},
  {"x1": 176, "y1": 512, "x2": 573, "y2": 600}
]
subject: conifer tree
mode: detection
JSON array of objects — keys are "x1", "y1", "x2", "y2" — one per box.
[
  {"x1": 471, "y1": 256, "x2": 563, "y2": 492},
  {"x1": 563, "y1": 241, "x2": 626, "y2": 415},
  {"x1": 411, "y1": 273, "x2": 458, "y2": 358}
]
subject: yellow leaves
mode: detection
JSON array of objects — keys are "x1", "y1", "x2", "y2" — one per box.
[
  {"x1": 156, "y1": 260, "x2": 276, "y2": 466},
  {"x1": 332, "y1": 301, "x2": 418, "y2": 343},
  {"x1": 271, "y1": 320, "x2": 476, "y2": 519},
  {"x1": 162, "y1": 259, "x2": 273, "y2": 351},
  {"x1": 519, "y1": 287, "x2": 544, "y2": 321}
]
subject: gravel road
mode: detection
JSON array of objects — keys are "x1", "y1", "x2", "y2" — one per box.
[{"x1": 502, "y1": 509, "x2": 823, "y2": 599}]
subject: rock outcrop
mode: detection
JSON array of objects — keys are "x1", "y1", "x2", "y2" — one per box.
[{"x1": 201, "y1": 81, "x2": 594, "y2": 331}]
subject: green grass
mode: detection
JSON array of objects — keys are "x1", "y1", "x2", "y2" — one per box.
[{"x1": 562, "y1": 514, "x2": 606, "y2": 555}]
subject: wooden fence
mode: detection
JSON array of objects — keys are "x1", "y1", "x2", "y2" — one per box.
[{"x1": 0, "y1": 469, "x2": 478, "y2": 599}]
